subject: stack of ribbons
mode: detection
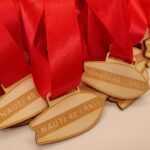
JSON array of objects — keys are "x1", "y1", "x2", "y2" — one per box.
[{"x1": 0, "y1": 0, "x2": 150, "y2": 145}]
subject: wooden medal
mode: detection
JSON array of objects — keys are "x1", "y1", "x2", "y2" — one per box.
[
  {"x1": 30, "y1": 87, "x2": 106, "y2": 144},
  {"x1": 143, "y1": 38, "x2": 150, "y2": 67},
  {"x1": 0, "y1": 75, "x2": 48, "y2": 129},
  {"x1": 108, "y1": 67, "x2": 148, "y2": 110},
  {"x1": 82, "y1": 61, "x2": 149, "y2": 100},
  {"x1": 133, "y1": 47, "x2": 148, "y2": 72},
  {"x1": 144, "y1": 38, "x2": 150, "y2": 59},
  {"x1": 107, "y1": 48, "x2": 149, "y2": 109},
  {"x1": 1, "y1": 76, "x2": 35, "y2": 128}
]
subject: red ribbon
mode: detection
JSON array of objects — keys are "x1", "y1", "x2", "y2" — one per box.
[
  {"x1": 87, "y1": 0, "x2": 133, "y2": 63},
  {"x1": 77, "y1": 1, "x2": 111, "y2": 61},
  {"x1": 20, "y1": 0, "x2": 83, "y2": 99},
  {"x1": 1, "y1": 0, "x2": 148, "y2": 99},
  {"x1": 128, "y1": 0, "x2": 148, "y2": 45},
  {"x1": 0, "y1": 0, "x2": 30, "y2": 93},
  {"x1": 78, "y1": 0, "x2": 133, "y2": 63},
  {"x1": 141, "y1": 0, "x2": 150, "y2": 28},
  {"x1": 20, "y1": 0, "x2": 51, "y2": 98}
]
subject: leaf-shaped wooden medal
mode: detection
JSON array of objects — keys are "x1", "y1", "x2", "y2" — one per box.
[
  {"x1": 143, "y1": 38, "x2": 150, "y2": 67},
  {"x1": 106, "y1": 48, "x2": 149, "y2": 109},
  {"x1": 0, "y1": 78, "x2": 35, "y2": 128},
  {"x1": 133, "y1": 47, "x2": 148, "y2": 72},
  {"x1": 108, "y1": 67, "x2": 148, "y2": 110},
  {"x1": 82, "y1": 61, "x2": 149, "y2": 99},
  {"x1": 0, "y1": 75, "x2": 48, "y2": 129},
  {"x1": 144, "y1": 38, "x2": 150, "y2": 59},
  {"x1": 30, "y1": 88, "x2": 105, "y2": 144},
  {"x1": 133, "y1": 46, "x2": 149, "y2": 78}
]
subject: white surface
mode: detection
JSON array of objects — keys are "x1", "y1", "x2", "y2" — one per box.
[{"x1": 0, "y1": 78, "x2": 150, "y2": 150}]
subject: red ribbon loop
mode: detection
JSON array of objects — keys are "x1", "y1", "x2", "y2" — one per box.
[
  {"x1": 141, "y1": 0, "x2": 150, "y2": 28},
  {"x1": 2, "y1": 0, "x2": 147, "y2": 99},
  {"x1": 0, "y1": 0, "x2": 30, "y2": 88},
  {"x1": 20, "y1": 0, "x2": 51, "y2": 98},
  {"x1": 129, "y1": 0, "x2": 148, "y2": 45},
  {"x1": 20, "y1": 0, "x2": 83, "y2": 99},
  {"x1": 86, "y1": 0, "x2": 133, "y2": 63},
  {"x1": 45, "y1": 0, "x2": 83, "y2": 98}
]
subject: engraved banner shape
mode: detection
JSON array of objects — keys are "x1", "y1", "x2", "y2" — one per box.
[
  {"x1": 0, "y1": 88, "x2": 40, "y2": 122},
  {"x1": 84, "y1": 66, "x2": 149, "y2": 91},
  {"x1": 34, "y1": 97, "x2": 102, "y2": 139}
]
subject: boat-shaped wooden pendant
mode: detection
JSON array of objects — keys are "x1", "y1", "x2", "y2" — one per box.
[
  {"x1": 30, "y1": 87, "x2": 106, "y2": 144},
  {"x1": 82, "y1": 61, "x2": 149, "y2": 100},
  {"x1": 108, "y1": 67, "x2": 148, "y2": 110},
  {"x1": 106, "y1": 48, "x2": 149, "y2": 109},
  {"x1": 0, "y1": 75, "x2": 48, "y2": 129},
  {"x1": 133, "y1": 47, "x2": 148, "y2": 72},
  {"x1": 143, "y1": 38, "x2": 150, "y2": 67},
  {"x1": 144, "y1": 38, "x2": 150, "y2": 59}
]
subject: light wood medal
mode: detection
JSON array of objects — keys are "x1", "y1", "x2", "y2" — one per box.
[
  {"x1": 0, "y1": 75, "x2": 48, "y2": 129},
  {"x1": 30, "y1": 87, "x2": 106, "y2": 144}
]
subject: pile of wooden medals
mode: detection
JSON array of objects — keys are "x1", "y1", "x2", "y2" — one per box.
[
  {"x1": 0, "y1": 0, "x2": 150, "y2": 145},
  {"x1": 0, "y1": 38, "x2": 149, "y2": 144}
]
